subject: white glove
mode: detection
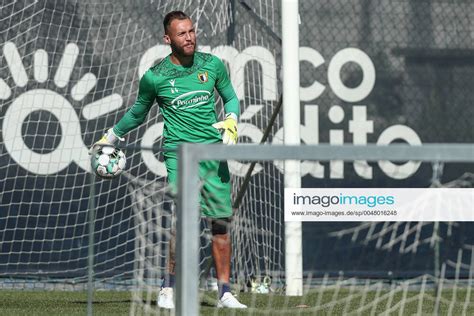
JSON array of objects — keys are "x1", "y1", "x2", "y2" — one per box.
[{"x1": 212, "y1": 113, "x2": 238, "y2": 145}]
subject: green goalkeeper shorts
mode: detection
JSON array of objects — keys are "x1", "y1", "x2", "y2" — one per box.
[{"x1": 164, "y1": 151, "x2": 233, "y2": 218}]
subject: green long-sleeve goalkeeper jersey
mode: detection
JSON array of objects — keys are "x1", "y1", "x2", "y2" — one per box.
[{"x1": 113, "y1": 52, "x2": 239, "y2": 148}]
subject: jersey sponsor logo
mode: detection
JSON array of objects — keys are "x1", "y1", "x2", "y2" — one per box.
[
  {"x1": 197, "y1": 71, "x2": 208, "y2": 83},
  {"x1": 171, "y1": 90, "x2": 211, "y2": 109},
  {"x1": 169, "y1": 79, "x2": 178, "y2": 93}
]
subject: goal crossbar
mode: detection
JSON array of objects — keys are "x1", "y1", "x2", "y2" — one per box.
[{"x1": 175, "y1": 143, "x2": 474, "y2": 316}]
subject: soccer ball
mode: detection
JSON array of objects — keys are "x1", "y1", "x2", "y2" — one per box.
[{"x1": 91, "y1": 145, "x2": 126, "y2": 179}]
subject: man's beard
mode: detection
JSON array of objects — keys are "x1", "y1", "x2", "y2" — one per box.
[{"x1": 171, "y1": 41, "x2": 196, "y2": 57}]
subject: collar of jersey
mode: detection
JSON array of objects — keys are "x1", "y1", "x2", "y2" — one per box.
[{"x1": 165, "y1": 55, "x2": 195, "y2": 70}]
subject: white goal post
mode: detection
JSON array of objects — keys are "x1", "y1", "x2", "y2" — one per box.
[
  {"x1": 282, "y1": 0, "x2": 303, "y2": 297},
  {"x1": 176, "y1": 142, "x2": 474, "y2": 316}
]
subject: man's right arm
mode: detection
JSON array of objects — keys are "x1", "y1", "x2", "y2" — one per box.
[
  {"x1": 113, "y1": 70, "x2": 157, "y2": 138},
  {"x1": 89, "y1": 70, "x2": 157, "y2": 153}
]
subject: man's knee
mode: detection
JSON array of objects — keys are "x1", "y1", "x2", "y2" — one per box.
[{"x1": 210, "y1": 217, "x2": 232, "y2": 235}]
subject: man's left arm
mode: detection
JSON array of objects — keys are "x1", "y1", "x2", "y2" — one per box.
[{"x1": 213, "y1": 57, "x2": 240, "y2": 145}]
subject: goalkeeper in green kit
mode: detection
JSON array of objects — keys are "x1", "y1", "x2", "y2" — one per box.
[{"x1": 90, "y1": 11, "x2": 246, "y2": 309}]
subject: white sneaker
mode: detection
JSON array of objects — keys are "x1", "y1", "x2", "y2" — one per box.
[
  {"x1": 217, "y1": 292, "x2": 247, "y2": 308},
  {"x1": 157, "y1": 287, "x2": 174, "y2": 309}
]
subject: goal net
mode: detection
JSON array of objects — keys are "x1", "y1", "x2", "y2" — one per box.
[
  {"x1": 0, "y1": 0, "x2": 282, "y2": 296},
  {"x1": 174, "y1": 143, "x2": 473, "y2": 315}
]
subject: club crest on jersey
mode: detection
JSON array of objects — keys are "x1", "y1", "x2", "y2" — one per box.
[{"x1": 197, "y1": 71, "x2": 208, "y2": 83}]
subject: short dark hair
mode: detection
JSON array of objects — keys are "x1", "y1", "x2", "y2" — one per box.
[{"x1": 163, "y1": 11, "x2": 190, "y2": 34}]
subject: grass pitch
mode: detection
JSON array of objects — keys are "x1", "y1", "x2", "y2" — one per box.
[{"x1": 0, "y1": 288, "x2": 473, "y2": 315}]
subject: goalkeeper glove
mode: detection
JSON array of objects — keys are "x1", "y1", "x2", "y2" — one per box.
[
  {"x1": 89, "y1": 128, "x2": 124, "y2": 154},
  {"x1": 212, "y1": 113, "x2": 238, "y2": 145}
]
